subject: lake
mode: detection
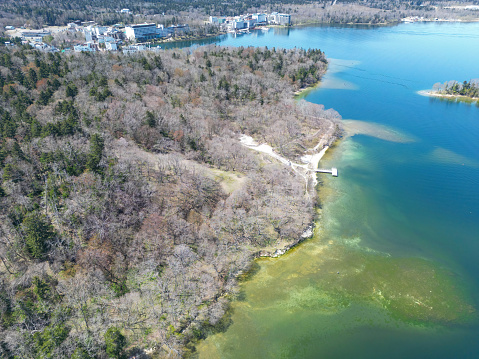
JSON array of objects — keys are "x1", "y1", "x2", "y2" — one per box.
[{"x1": 189, "y1": 23, "x2": 479, "y2": 358}]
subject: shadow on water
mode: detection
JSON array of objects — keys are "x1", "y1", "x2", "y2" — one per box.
[
  {"x1": 185, "y1": 261, "x2": 263, "y2": 358},
  {"x1": 237, "y1": 260, "x2": 262, "y2": 283},
  {"x1": 294, "y1": 23, "x2": 397, "y2": 30},
  {"x1": 159, "y1": 34, "x2": 227, "y2": 50},
  {"x1": 273, "y1": 27, "x2": 290, "y2": 36},
  {"x1": 185, "y1": 304, "x2": 235, "y2": 359},
  {"x1": 429, "y1": 96, "x2": 479, "y2": 106}
]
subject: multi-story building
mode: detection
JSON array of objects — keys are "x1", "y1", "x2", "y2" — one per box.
[
  {"x1": 122, "y1": 44, "x2": 146, "y2": 54},
  {"x1": 125, "y1": 23, "x2": 161, "y2": 41},
  {"x1": 84, "y1": 30, "x2": 93, "y2": 42},
  {"x1": 97, "y1": 35, "x2": 116, "y2": 44},
  {"x1": 21, "y1": 30, "x2": 51, "y2": 42},
  {"x1": 232, "y1": 20, "x2": 246, "y2": 30},
  {"x1": 252, "y1": 13, "x2": 267, "y2": 24},
  {"x1": 245, "y1": 19, "x2": 256, "y2": 28},
  {"x1": 278, "y1": 14, "x2": 291, "y2": 25},
  {"x1": 212, "y1": 12, "x2": 290, "y2": 30},
  {"x1": 94, "y1": 26, "x2": 109, "y2": 36},
  {"x1": 125, "y1": 23, "x2": 188, "y2": 41},
  {"x1": 209, "y1": 16, "x2": 228, "y2": 25},
  {"x1": 166, "y1": 24, "x2": 190, "y2": 36},
  {"x1": 268, "y1": 12, "x2": 279, "y2": 24},
  {"x1": 106, "y1": 28, "x2": 125, "y2": 40},
  {"x1": 267, "y1": 13, "x2": 291, "y2": 25},
  {"x1": 105, "y1": 42, "x2": 117, "y2": 51},
  {"x1": 74, "y1": 42, "x2": 97, "y2": 52},
  {"x1": 30, "y1": 42, "x2": 58, "y2": 52}
]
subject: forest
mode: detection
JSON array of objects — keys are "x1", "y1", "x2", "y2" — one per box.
[{"x1": 0, "y1": 43, "x2": 340, "y2": 358}]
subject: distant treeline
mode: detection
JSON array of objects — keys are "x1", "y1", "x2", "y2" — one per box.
[
  {"x1": 2, "y1": 0, "x2": 320, "y2": 27},
  {"x1": 1, "y1": 0, "x2": 474, "y2": 27}
]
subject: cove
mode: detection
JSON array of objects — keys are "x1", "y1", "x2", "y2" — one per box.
[{"x1": 190, "y1": 23, "x2": 479, "y2": 358}]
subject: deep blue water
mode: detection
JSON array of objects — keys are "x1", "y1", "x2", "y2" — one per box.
[
  {"x1": 189, "y1": 23, "x2": 479, "y2": 358},
  {"x1": 303, "y1": 23, "x2": 479, "y2": 279}
]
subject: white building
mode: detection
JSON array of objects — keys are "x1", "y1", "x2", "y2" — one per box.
[
  {"x1": 105, "y1": 28, "x2": 125, "y2": 40},
  {"x1": 209, "y1": 16, "x2": 226, "y2": 25},
  {"x1": 105, "y1": 42, "x2": 118, "y2": 51},
  {"x1": 166, "y1": 24, "x2": 189, "y2": 36},
  {"x1": 94, "y1": 26, "x2": 109, "y2": 36},
  {"x1": 125, "y1": 23, "x2": 161, "y2": 41},
  {"x1": 21, "y1": 30, "x2": 51, "y2": 42},
  {"x1": 122, "y1": 44, "x2": 146, "y2": 54},
  {"x1": 252, "y1": 14, "x2": 267, "y2": 23},
  {"x1": 278, "y1": 14, "x2": 291, "y2": 25},
  {"x1": 246, "y1": 19, "x2": 256, "y2": 28},
  {"x1": 30, "y1": 42, "x2": 58, "y2": 52},
  {"x1": 125, "y1": 23, "x2": 189, "y2": 41},
  {"x1": 232, "y1": 20, "x2": 246, "y2": 30},
  {"x1": 268, "y1": 12, "x2": 279, "y2": 24},
  {"x1": 97, "y1": 35, "x2": 116, "y2": 43},
  {"x1": 84, "y1": 30, "x2": 93, "y2": 42},
  {"x1": 74, "y1": 42, "x2": 96, "y2": 52},
  {"x1": 268, "y1": 13, "x2": 291, "y2": 25}
]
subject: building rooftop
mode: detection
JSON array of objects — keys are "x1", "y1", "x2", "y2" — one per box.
[{"x1": 129, "y1": 23, "x2": 156, "y2": 28}]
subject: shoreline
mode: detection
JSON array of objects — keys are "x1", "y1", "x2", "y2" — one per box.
[
  {"x1": 153, "y1": 31, "x2": 226, "y2": 45},
  {"x1": 159, "y1": 20, "x2": 402, "y2": 48},
  {"x1": 192, "y1": 40, "x2": 338, "y2": 355},
  {"x1": 293, "y1": 63, "x2": 328, "y2": 98},
  {"x1": 294, "y1": 81, "x2": 322, "y2": 98},
  {"x1": 418, "y1": 89, "x2": 479, "y2": 102},
  {"x1": 294, "y1": 20, "x2": 398, "y2": 27},
  {"x1": 193, "y1": 122, "x2": 338, "y2": 353},
  {"x1": 239, "y1": 125, "x2": 335, "y2": 258},
  {"x1": 238, "y1": 65, "x2": 338, "y2": 259}
]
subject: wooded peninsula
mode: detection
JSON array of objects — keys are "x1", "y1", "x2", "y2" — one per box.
[
  {"x1": 0, "y1": 43, "x2": 341, "y2": 358},
  {"x1": 430, "y1": 79, "x2": 479, "y2": 101}
]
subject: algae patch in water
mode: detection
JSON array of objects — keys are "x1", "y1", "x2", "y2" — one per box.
[
  {"x1": 304, "y1": 241, "x2": 476, "y2": 325},
  {"x1": 361, "y1": 256, "x2": 476, "y2": 324},
  {"x1": 279, "y1": 285, "x2": 349, "y2": 314},
  {"x1": 239, "y1": 234, "x2": 476, "y2": 328}
]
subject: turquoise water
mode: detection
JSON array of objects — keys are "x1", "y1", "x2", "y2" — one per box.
[{"x1": 191, "y1": 23, "x2": 479, "y2": 358}]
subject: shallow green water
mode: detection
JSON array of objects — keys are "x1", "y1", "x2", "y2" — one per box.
[{"x1": 193, "y1": 23, "x2": 479, "y2": 358}]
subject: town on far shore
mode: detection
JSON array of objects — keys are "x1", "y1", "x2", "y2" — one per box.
[
  {"x1": 208, "y1": 12, "x2": 291, "y2": 33},
  {"x1": 2, "y1": 10, "x2": 291, "y2": 54}
]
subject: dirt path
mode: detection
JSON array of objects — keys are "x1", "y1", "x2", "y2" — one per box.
[{"x1": 240, "y1": 134, "x2": 331, "y2": 188}]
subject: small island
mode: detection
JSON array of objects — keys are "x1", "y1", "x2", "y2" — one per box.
[{"x1": 420, "y1": 79, "x2": 479, "y2": 102}]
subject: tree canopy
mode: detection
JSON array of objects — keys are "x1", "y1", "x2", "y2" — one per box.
[{"x1": 0, "y1": 44, "x2": 340, "y2": 357}]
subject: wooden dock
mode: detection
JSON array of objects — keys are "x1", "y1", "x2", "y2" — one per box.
[{"x1": 315, "y1": 168, "x2": 338, "y2": 177}]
